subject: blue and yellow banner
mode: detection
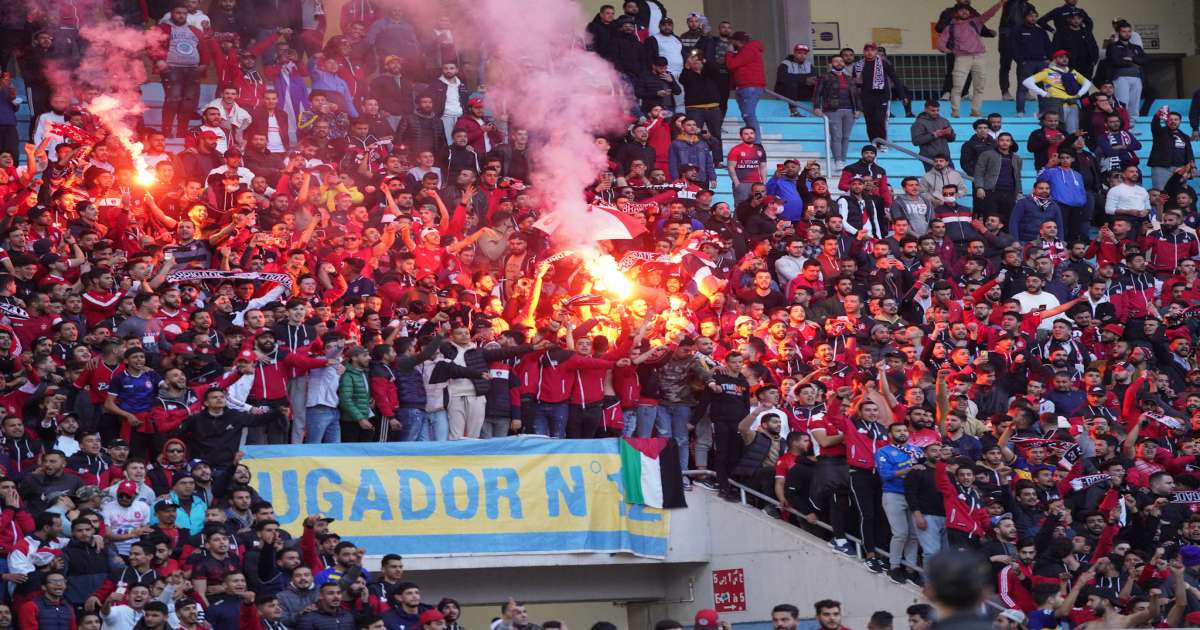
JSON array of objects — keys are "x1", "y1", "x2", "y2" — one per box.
[{"x1": 243, "y1": 436, "x2": 671, "y2": 558}]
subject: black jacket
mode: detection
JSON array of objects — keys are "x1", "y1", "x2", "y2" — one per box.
[
  {"x1": 614, "y1": 141, "x2": 655, "y2": 175},
  {"x1": 400, "y1": 111, "x2": 447, "y2": 158},
  {"x1": 368, "y1": 72, "x2": 415, "y2": 118},
  {"x1": 1051, "y1": 27, "x2": 1099, "y2": 76},
  {"x1": 607, "y1": 31, "x2": 649, "y2": 78},
  {"x1": 1148, "y1": 116, "x2": 1195, "y2": 168},
  {"x1": 903, "y1": 464, "x2": 946, "y2": 516},
  {"x1": 431, "y1": 79, "x2": 470, "y2": 118},
  {"x1": 432, "y1": 343, "x2": 533, "y2": 396},
  {"x1": 959, "y1": 135, "x2": 996, "y2": 178},
  {"x1": 586, "y1": 16, "x2": 615, "y2": 58}
]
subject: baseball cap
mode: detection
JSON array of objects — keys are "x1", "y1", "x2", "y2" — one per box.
[
  {"x1": 419, "y1": 610, "x2": 445, "y2": 625},
  {"x1": 199, "y1": 130, "x2": 221, "y2": 141},
  {"x1": 237, "y1": 349, "x2": 256, "y2": 363},
  {"x1": 171, "y1": 342, "x2": 196, "y2": 358},
  {"x1": 1053, "y1": 49, "x2": 1070, "y2": 59},
  {"x1": 117, "y1": 480, "x2": 138, "y2": 497},
  {"x1": 1088, "y1": 386, "x2": 1106, "y2": 396},
  {"x1": 467, "y1": 96, "x2": 485, "y2": 107},
  {"x1": 794, "y1": 44, "x2": 811, "y2": 52},
  {"x1": 155, "y1": 499, "x2": 180, "y2": 512},
  {"x1": 695, "y1": 610, "x2": 720, "y2": 628},
  {"x1": 734, "y1": 315, "x2": 754, "y2": 329}
]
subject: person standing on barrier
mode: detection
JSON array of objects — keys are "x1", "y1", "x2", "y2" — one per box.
[
  {"x1": 851, "y1": 43, "x2": 901, "y2": 146},
  {"x1": 911, "y1": 100, "x2": 955, "y2": 173},
  {"x1": 808, "y1": 387, "x2": 854, "y2": 557},
  {"x1": 1106, "y1": 21, "x2": 1147, "y2": 126},
  {"x1": 707, "y1": 352, "x2": 751, "y2": 499},
  {"x1": 834, "y1": 370, "x2": 892, "y2": 574},
  {"x1": 813, "y1": 56, "x2": 859, "y2": 172},
  {"x1": 875, "y1": 421, "x2": 921, "y2": 585}
]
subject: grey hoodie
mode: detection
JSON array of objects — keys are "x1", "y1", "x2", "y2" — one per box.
[{"x1": 278, "y1": 582, "x2": 320, "y2": 627}]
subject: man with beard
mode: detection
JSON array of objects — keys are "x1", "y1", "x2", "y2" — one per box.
[
  {"x1": 177, "y1": 389, "x2": 273, "y2": 479},
  {"x1": 1082, "y1": 586, "x2": 1152, "y2": 628},
  {"x1": 242, "y1": 330, "x2": 336, "y2": 444},
  {"x1": 875, "y1": 421, "x2": 921, "y2": 584}
]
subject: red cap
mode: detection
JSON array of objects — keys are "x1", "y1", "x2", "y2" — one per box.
[
  {"x1": 467, "y1": 97, "x2": 485, "y2": 107},
  {"x1": 1102, "y1": 324, "x2": 1124, "y2": 336},
  {"x1": 170, "y1": 342, "x2": 195, "y2": 356},
  {"x1": 419, "y1": 610, "x2": 445, "y2": 625},
  {"x1": 199, "y1": 130, "x2": 221, "y2": 141},
  {"x1": 863, "y1": 42, "x2": 877, "y2": 50},
  {"x1": 237, "y1": 349, "x2": 256, "y2": 363},
  {"x1": 1052, "y1": 49, "x2": 1070, "y2": 59},
  {"x1": 695, "y1": 610, "x2": 719, "y2": 628},
  {"x1": 117, "y1": 480, "x2": 138, "y2": 497}
]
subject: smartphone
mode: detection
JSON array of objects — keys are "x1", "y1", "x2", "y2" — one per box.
[{"x1": 981, "y1": 351, "x2": 989, "y2": 361}]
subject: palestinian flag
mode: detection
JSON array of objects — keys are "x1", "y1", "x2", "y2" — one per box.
[{"x1": 619, "y1": 437, "x2": 687, "y2": 509}]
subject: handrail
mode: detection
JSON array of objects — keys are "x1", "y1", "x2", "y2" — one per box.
[
  {"x1": 871, "y1": 136, "x2": 935, "y2": 166},
  {"x1": 724, "y1": 479, "x2": 1006, "y2": 612},
  {"x1": 764, "y1": 88, "x2": 833, "y2": 177}
]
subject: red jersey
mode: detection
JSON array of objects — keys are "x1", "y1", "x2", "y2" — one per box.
[{"x1": 727, "y1": 143, "x2": 767, "y2": 184}]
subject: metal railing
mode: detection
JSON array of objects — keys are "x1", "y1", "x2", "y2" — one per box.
[
  {"x1": 763, "y1": 88, "x2": 833, "y2": 176},
  {"x1": 722, "y1": 479, "x2": 1007, "y2": 613},
  {"x1": 871, "y1": 137, "x2": 935, "y2": 166}
]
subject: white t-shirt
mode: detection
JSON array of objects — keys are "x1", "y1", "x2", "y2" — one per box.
[
  {"x1": 103, "y1": 604, "x2": 145, "y2": 630},
  {"x1": 1013, "y1": 291, "x2": 1062, "y2": 330},
  {"x1": 1104, "y1": 183, "x2": 1151, "y2": 216},
  {"x1": 100, "y1": 500, "x2": 151, "y2": 556},
  {"x1": 265, "y1": 112, "x2": 286, "y2": 153}
]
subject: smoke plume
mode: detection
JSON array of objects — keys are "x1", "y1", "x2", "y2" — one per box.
[
  {"x1": 59, "y1": 20, "x2": 165, "y2": 175},
  {"x1": 380, "y1": 0, "x2": 631, "y2": 246}
]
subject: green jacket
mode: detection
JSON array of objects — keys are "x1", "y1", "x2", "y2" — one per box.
[{"x1": 338, "y1": 366, "x2": 373, "y2": 421}]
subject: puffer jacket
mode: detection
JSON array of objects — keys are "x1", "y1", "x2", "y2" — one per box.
[
  {"x1": 338, "y1": 366, "x2": 373, "y2": 422},
  {"x1": 657, "y1": 355, "x2": 711, "y2": 406}
]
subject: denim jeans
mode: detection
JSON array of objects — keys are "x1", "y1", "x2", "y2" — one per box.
[
  {"x1": 426, "y1": 409, "x2": 449, "y2": 441},
  {"x1": 659, "y1": 404, "x2": 692, "y2": 476},
  {"x1": 533, "y1": 402, "x2": 568, "y2": 438},
  {"x1": 735, "y1": 87, "x2": 763, "y2": 140},
  {"x1": 914, "y1": 514, "x2": 946, "y2": 557},
  {"x1": 396, "y1": 407, "x2": 428, "y2": 442},
  {"x1": 621, "y1": 408, "x2": 638, "y2": 437},
  {"x1": 304, "y1": 405, "x2": 341, "y2": 444},
  {"x1": 635, "y1": 404, "x2": 666, "y2": 438}
]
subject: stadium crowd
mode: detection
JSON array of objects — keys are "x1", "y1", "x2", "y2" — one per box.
[{"x1": 0, "y1": 0, "x2": 1199, "y2": 628}]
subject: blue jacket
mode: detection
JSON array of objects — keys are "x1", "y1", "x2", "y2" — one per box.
[
  {"x1": 875, "y1": 444, "x2": 918, "y2": 494},
  {"x1": 668, "y1": 136, "x2": 716, "y2": 184},
  {"x1": 765, "y1": 175, "x2": 805, "y2": 220},
  {"x1": 150, "y1": 490, "x2": 208, "y2": 535},
  {"x1": 1009, "y1": 196, "x2": 1064, "y2": 242},
  {"x1": 1011, "y1": 24, "x2": 1052, "y2": 62},
  {"x1": 1036, "y1": 166, "x2": 1087, "y2": 207}
]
